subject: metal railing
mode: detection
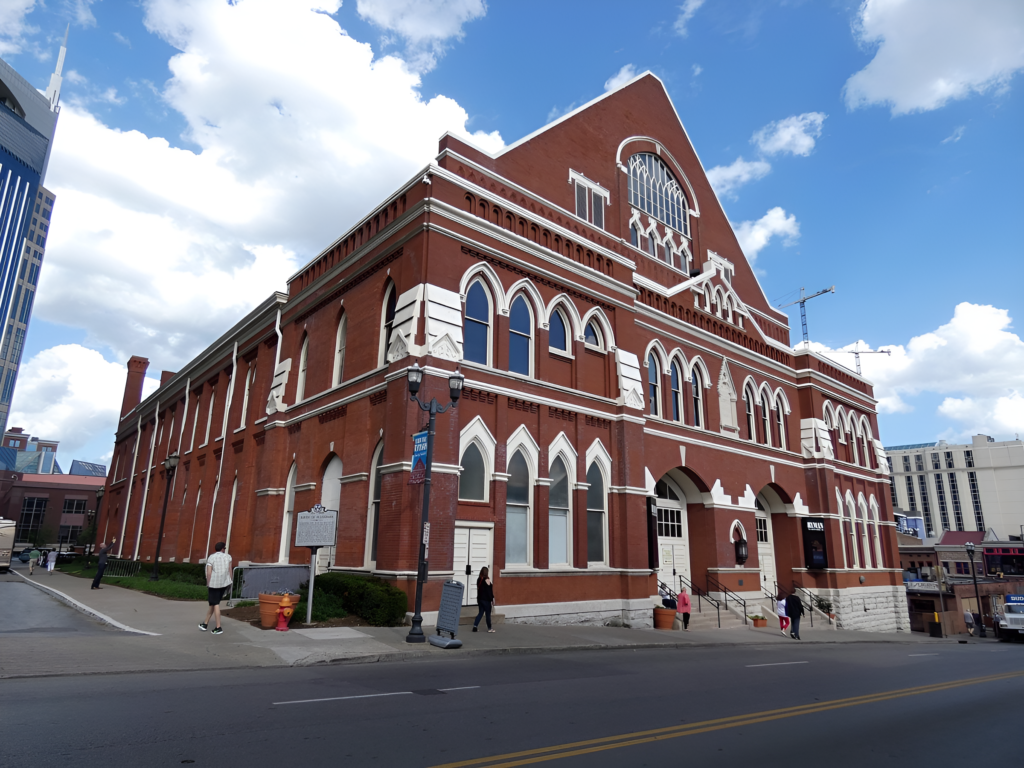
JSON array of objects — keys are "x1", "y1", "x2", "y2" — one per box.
[
  {"x1": 706, "y1": 574, "x2": 748, "y2": 625},
  {"x1": 762, "y1": 585, "x2": 778, "y2": 614},
  {"x1": 789, "y1": 582, "x2": 818, "y2": 627},
  {"x1": 102, "y1": 559, "x2": 142, "y2": 579},
  {"x1": 678, "y1": 573, "x2": 721, "y2": 628}
]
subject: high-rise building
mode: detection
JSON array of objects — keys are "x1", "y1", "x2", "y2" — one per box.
[{"x1": 0, "y1": 30, "x2": 66, "y2": 431}]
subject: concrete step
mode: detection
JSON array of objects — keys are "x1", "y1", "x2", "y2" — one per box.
[
  {"x1": 459, "y1": 604, "x2": 505, "y2": 626},
  {"x1": 676, "y1": 610, "x2": 746, "y2": 630}
]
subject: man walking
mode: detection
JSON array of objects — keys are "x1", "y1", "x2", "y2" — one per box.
[
  {"x1": 91, "y1": 539, "x2": 117, "y2": 589},
  {"x1": 199, "y1": 542, "x2": 232, "y2": 635},
  {"x1": 785, "y1": 592, "x2": 805, "y2": 640},
  {"x1": 28, "y1": 547, "x2": 40, "y2": 575},
  {"x1": 46, "y1": 549, "x2": 58, "y2": 574}
]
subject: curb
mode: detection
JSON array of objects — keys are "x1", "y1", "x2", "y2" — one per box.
[{"x1": 12, "y1": 570, "x2": 160, "y2": 636}]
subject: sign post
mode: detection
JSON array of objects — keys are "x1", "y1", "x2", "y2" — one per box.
[{"x1": 294, "y1": 504, "x2": 338, "y2": 625}]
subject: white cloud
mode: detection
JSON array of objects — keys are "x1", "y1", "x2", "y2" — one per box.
[
  {"x1": 692, "y1": 64, "x2": 703, "y2": 78},
  {"x1": 114, "y1": 31, "x2": 132, "y2": 48},
  {"x1": 604, "y1": 64, "x2": 638, "y2": 92},
  {"x1": 65, "y1": 69, "x2": 87, "y2": 85},
  {"x1": 810, "y1": 303, "x2": 1024, "y2": 440},
  {"x1": 752, "y1": 112, "x2": 826, "y2": 157},
  {"x1": 673, "y1": 0, "x2": 705, "y2": 37},
  {"x1": 0, "y1": 0, "x2": 37, "y2": 57},
  {"x1": 70, "y1": 0, "x2": 99, "y2": 27},
  {"x1": 706, "y1": 156, "x2": 771, "y2": 199},
  {"x1": 10, "y1": 345, "x2": 160, "y2": 463},
  {"x1": 356, "y1": 0, "x2": 486, "y2": 73},
  {"x1": 942, "y1": 125, "x2": 965, "y2": 144},
  {"x1": 844, "y1": 0, "x2": 1024, "y2": 115},
  {"x1": 97, "y1": 87, "x2": 126, "y2": 105},
  {"x1": 732, "y1": 206, "x2": 799, "y2": 262}
]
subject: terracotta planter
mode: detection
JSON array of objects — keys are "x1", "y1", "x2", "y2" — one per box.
[
  {"x1": 828, "y1": 613, "x2": 836, "y2": 620},
  {"x1": 654, "y1": 607, "x2": 676, "y2": 630},
  {"x1": 752, "y1": 618, "x2": 767, "y2": 628},
  {"x1": 259, "y1": 593, "x2": 298, "y2": 628}
]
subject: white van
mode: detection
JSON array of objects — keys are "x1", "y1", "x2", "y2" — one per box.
[
  {"x1": 999, "y1": 595, "x2": 1024, "y2": 637},
  {"x1": 0, "y1": 518, "x2": 14, "y2": 573}
]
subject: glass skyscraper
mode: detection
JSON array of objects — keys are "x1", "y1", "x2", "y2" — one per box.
[{"x1": 0, "y1": 32, "x2": 66, "y2": 432}]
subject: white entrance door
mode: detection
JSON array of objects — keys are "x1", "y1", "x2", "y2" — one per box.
[
  {"x1": 656, "y1": 506, "x2": 691, "y2": 593},
  {"x1": 453, "y1": 524, "x2": 493, "y2": 606},
  {"x1": 756, "y1": 511, "x2": 776, "y2": 593}
]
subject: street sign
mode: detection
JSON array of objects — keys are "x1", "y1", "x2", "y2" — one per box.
[
  {"x1": 294, "y1": 505, "x2": 338, "y2": 548},
  {"x1": 409, "y1": 430, "x2": 428, "y2": 484},
  {"x1": 428, "y1": 580, "x2": 464, "y2": 648}
]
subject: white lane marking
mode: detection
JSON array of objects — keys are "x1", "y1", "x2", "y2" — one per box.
[
  {"x1": 908, "y1": 654, "x2": 939, "y2": 657},
  {"x1": 274, "y1": 691, "x2": 413, "y2": 706},
  {"x1": 438, "y1": 686, "x2": 481, "y2": 692},
  {"x1": 745, "y1": 661, "x2": 809, "y2": 668}
]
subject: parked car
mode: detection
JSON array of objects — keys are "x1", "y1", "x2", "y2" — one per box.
[{"x1": 56, "y1": 550, "x2": 78, "y2": 563}]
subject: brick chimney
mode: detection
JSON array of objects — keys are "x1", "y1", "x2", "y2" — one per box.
[
  {"x1": 160, "y1": 370, "x2": 176, "y2": 386},
  {"x1": 120, "y1": 355, "x2": 150, "y2": 419}
]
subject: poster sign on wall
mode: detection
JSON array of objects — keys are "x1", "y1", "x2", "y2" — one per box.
[
  {"x1": 802, "y1": 517, "x2": 828, "y2": 570},
  {"x1": 409, "y1": 431, "x2": 428, "y2": 485}
]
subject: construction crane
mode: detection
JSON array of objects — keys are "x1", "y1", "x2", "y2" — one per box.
[
  {"x1": 777, "y1": 286, "x2": 835, "y2": 344},
  {"x1": 833, "y1": 343, "x2": 892, "y2": 375}
]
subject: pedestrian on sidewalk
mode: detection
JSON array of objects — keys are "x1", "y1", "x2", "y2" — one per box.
[
  {"x1": 199, "y1": 542, "x2": 232, "y2": 635},
  {"x1": 777, "y1": 593, "x2": 790, "y2": 636},
  {"x1": 785, "y1": 592, "x2": 804, "y2": 640},
  {"x1": 677, "y1": 587, "x2": 692, "y2": 631},
  {"x1": 28, "y1": 547, "x2": 40, "y2": 575},
  {"x1": 472, "y1": 566, "x2": 496, "y2": 633},
  {"x1": 91, "y1": 539, "x2": 117, "y2": 589},
  {"x1": 964, "y1": 609, "x2": 975, "y2": 637},
  {"x1": 46, "y1": 549, "x2": 58, "y2": 574}
]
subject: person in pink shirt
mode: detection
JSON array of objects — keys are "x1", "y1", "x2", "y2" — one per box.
[
  {"x1": 777, "y1": 592, "x2": 790, "y2": 636},
  {"x1": 676, "y1": 588, "x2": 692, "y2": 631}
]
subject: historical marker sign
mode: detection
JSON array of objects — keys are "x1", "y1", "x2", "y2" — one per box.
[
  {"x1": 409, "y1": 430, "x2": 428, "y2": 484},
  {"x1": 294, "y1": 504, "x2": 338, "y2": 548}
]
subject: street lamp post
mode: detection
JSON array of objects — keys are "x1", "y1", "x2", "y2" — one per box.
[
  {"x1": 150, "y1": 453, "x2": 180, "y2": 581},
  {"x1": 965, "y1": 541, "x2": 986, "y2": 638},
  {"x1": 405, "y1": 363, "x2": 464, "y2": 644},
  {"x1": 91, "y1": 486, "x2": 104, "y2": 559}
]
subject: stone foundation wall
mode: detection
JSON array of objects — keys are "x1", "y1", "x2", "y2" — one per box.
[
  {"x1": 502, "y1": 598, "x2": 655, "y2": 629},
  {"x1": 811, "y1": 585, "x2": 909, "y2": 633}
]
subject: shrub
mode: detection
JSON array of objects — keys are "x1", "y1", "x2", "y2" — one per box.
[
  {"x1": 294, "y1": 588, "x2": 348, "y2": 622},
  {"x1": 313, "y1": 573, "x2": 408, "y2": 626}
]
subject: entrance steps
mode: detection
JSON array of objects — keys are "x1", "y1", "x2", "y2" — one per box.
[
  {"x1": 459, "y1": 604, "x2": 505, "y2": 626},
  {"x1": 674, "y1": 608, "x2": 746, "y2": 631}
]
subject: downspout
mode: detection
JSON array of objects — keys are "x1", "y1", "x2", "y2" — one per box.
[
  {"x1": 205, "y1": 342, "x2": 238, "y2": 556},
  {"x1": 132, "y1": 399, "x2": 160, "y2": 560},
  {"x1": 116, "y1": 413, "x2": 144, "y2": 558}
]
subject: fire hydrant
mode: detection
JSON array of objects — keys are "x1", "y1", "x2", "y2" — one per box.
[{"x1": 275, "y1": 594, "x2": 294, "y2": 632}]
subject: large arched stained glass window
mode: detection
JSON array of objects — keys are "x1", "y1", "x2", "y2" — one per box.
[
  {"x1": 627, "y1": 153, "x2": 689, "y2": 235},
  {"x1": 464, "y1": 281, "x2": 490, "y2": 365}
]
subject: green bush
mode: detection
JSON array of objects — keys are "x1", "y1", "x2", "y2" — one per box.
[
  {"x1": 294, "y1": 587, "x2": 349, "y2": 622},
  {"x1": 104, "y1": 576, "x2": 207, "y2": 600},
  {"x1": 312, "y1": 573, "x2": 408, "y2": 626}
]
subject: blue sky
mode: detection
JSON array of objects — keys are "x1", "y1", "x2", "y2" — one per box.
[{"x1": 1, "y1": 0, "x2": 1022, "y2": 465}]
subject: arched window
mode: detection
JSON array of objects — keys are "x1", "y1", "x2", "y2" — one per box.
[
  {"x1": 586, "y1": 462, "x2": 607, "y2": 564},
  {"x1": 458, "y1": 443, "x2": 486, "y2": 501},
  {"x1": 319, "y1": 455, "x2": 343, "y2": 568},
  {"x1": 692, "y1": 369, "x2": 703, "y2": 428},
  {"x1": 379, "y1": 283, "x2": 397, "y2": 366},
  {"x1": 859, "y1": 500, "x2": 872, "y2": 568},
  {"x1": 296, "y1": 336, "x2": 309, "y2": 402},
  {"x1": 549, "y1": 308, "x2": 568, "y2": 352},
  {"x1": 279, "y1": 463, "x2": 297, "y2": 563},
  {"x1": 464, "y1": 281, "x2": 490, "y2": 365},
  {"x1": 775, "y1": 397, "x2": 786, "y2": 450},
  {"x1": 712, "y1": 292, "x2": 721, "y2": 318},
  {"x1": 760, "y1": 392, "x2": 771, "y2": 446},
  {"x1": 627, "y1": 153, "x2": 689, "y2": 235},
  {"x1": 508, "y1": 295, "x2": 532, "y2": 376},
  {"x1": 871, "y1": 501, "x2": 885, "y2": 568},
  {"x1": 333, "y1": 315, "x2": 347, "y2": 386},
  {"x1": 368, "y1": 445, "x2": 384, "y2": 567},
  {"x1": 584, "y1": 320, "x2": 603, "y2": 349},
  {"x1": 670, "y1": 362, "x2": 682, "y2": 421},
  {"x1": 549, "y1": 456, "x2": 570, "y2": 566},
  {"x1": 647, "y1": 353, "x2": 661, "y2": 416},
  {"x1": 506, "y1": 450, "x2": 531, "y2": 566},
  {"x1": 630, "y1": 224, "x2": 639, "y2": 248},
  {"x1": 744, "y1": 386, "x2": 756, "y2": 441}
]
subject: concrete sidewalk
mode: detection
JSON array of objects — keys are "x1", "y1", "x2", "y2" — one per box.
[{"x1": 2, "y1": 563, "x2": 956, "y2": 679}]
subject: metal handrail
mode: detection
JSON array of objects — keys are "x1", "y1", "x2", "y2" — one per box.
[
  {"x1": 789, "y1": 582, "x2": 817, "y2": 627},
  {"x1": 678, "y1": 573, "x2": 721, "y2": 628},
  {"x1": 761, "y1": 586, "x2": 777, "y2": 614},
  {"x1": 706, "y1": 574, "x2": 748, "y2": 625}
]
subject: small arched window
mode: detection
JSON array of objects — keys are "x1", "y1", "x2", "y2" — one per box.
[
  {"x1": 368, "y1": 445, "x2": 384, "y2": 566},
  {"x1": 549, "y1": 456, "x2": 570, "y2": 566},
  {"x1": 509, "y1": 295, "x2": 532, "y2": 376},
  {"x1": 775, "y1": 397, "x2": 786, "y2": 450},
  {"x1": 333, "y1": 315, "x2": 347, "y2": 386},
  {"x1": 586, "y1": 462, "x2": 607, "y2": 564},
  {"x1": 647, "y1": 353, "x2": 661, "y2": 416},
  {"x1": 296, "y1": 336, "x2": 309, "y2": 402},
  {"x1": 506, "y1": 450, "x2": 531, "y2": 565},
  {"x1": 458, "y1": 443, "x2": 486, "y2": 501},
  {"x1": 549, "y1": 309, "x2": 568, "y2": 352},
  {"x1": 760, "y1": 392, "x2": 771, "y2": 446},
  {"x1": 464, "y1": 281, "x2": 490, "y2": 365},
  {"x1": 692, "y1": 369, "x2": 703, "y2": 429},
  {"x1": 630, "y1": 224, "x2": 639, "y2": 248},
  {"x1": 744, "y1": 386, "x2": 756, "y2": 441},
  {"x1": 670, "y1": 361, "x2": 682, "y2": 422},
  {"x1": 584, "y1": 320, "x2": 603, "y2": 349},
  {"x1": 380, "y1": 283, "x2": 397, "y2": 366}
]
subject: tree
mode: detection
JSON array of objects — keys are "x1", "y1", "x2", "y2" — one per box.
[{"x1": 31, "y1": 525, "x2": 56, "y2": 547}]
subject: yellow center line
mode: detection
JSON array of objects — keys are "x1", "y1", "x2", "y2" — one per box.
[{"x1": 431, "y1": 670, "x2": 1024, "y2": 768}]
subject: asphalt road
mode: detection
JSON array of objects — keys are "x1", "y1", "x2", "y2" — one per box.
[{"x1": 2, "y1": 639, "x2": 1022, "y2": 767}]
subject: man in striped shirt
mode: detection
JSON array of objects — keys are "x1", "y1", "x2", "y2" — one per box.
[{"x1": 199, "y1": 542, "x2": 232, "y2": 635}]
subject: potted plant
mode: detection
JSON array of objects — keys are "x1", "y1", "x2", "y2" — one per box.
[
  {"x1": 749, "y1": 614, "x2": 768, "y2": 628},
  {"x1": 653, "y1": 607, "x2": 676, "y2": 630},
  {"x1": 813, "y1": 596, "x2": 835, "y2": 619},
  {"x1": 258, "y1": 591, "x2": 299, "y2": 629}
]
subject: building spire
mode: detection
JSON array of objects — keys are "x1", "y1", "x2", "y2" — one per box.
[{"x1": 45, "y1": 25, "x2": 69, "y2": 112}]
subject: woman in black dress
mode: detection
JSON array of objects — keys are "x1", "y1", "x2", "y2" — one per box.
[{"x1": 473, "y1": 566, "x2": 496, "y2": 633}]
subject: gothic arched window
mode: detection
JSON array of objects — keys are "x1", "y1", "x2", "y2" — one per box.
[
  {"x1": 464, "y1": 281, "x2": 491, "y2": 365},
  {"x1": 627, "y1": 153, "x2": 689, "y2": 235}
]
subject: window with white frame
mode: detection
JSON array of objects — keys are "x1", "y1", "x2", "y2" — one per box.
[
  {"x1": 549, "y1": 456, "x2": 571, "y2": 566},
  {"x1": 296, "y1": 336, "x2": 309, "y2": 402},
  {"x1": 458, "y1": 443, "x2": 486, "y2": 501},
  {"x1": 760, "y1": 392, "x2": 771, "y2": 446},
  {"x1": 647, "y1": 354, "x2": 661, "y2": 416},
  {"x1": 549, "y1": 308, "x2": 569, "y2": 353},
  {"x1": 584, "y1": 320, "x2": 603, "y2": 349},
  {"x1": 464, "y1": 281, "x2": 491, "y2": 365},
  {"x1": 509, "y1": 295, "x2": 533, "y2": 376},
  {"x1": 744, "y1": 385, "x2": 756, "y2": 441},
  {"x1": 505, "y1": 450, "x2": 531, "y2": 566},
  {"x1": 691, "y1": 369, "x2": 704, "y2": 428},
  {"x1": 774, "y1": 396, "x2": 786, "y2": 449},
  {"x1": 368, "y1": 446, "x2": 384, "y2": 564},
  {"x1": 379, "y1": 283, "x2": 397, "y2": 366},
  {"x1": 670, "y1": 361, "x2": 682, "y2": 421},
  {"x1": 570, "y1": 171, "x2": 608, "y2": 230},
  {"x1": 627, "y1": 153, "x2": 689, "y2": 235},
  {"x1": 333, "y1": 315, "x2": 347, "y2": 386},
  {"x1": 586, "y1": 462, "x2": 607, "y2": 564}
]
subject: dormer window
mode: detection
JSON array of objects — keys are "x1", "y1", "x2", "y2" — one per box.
[
  {"x1": 628, "y1": 153, "x2": 689, "y2": 236},
  {"x1": 569, "y1": 171, "x2": 608, "y2": 230}
]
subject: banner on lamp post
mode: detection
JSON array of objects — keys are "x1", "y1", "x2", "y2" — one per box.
[{"x1": 409, "y1": 431, "x2": 428, "y2": 484}]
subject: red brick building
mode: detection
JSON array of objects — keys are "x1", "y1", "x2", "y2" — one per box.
[{"x1": 101, "y1": 73, "x2": 906, "y2": 630}]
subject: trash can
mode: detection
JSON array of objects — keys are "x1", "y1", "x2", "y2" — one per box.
[{"x1": 928, "y1": 621, "x2": 943, "y2": 638}]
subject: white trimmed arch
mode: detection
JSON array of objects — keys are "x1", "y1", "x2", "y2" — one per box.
[
  {"x1": 643, "y1": 339, "x2": 670, "y2": 371},
  {"x1": 505, "y1": 279, "x2": 545, "y2": 325},
  {"x1": 773, "y1": 387, "x2": 792, "y2": 415},
  {"x1": 581, "y1": 307, "x2": 615, "y2": 350},
  {"x1": 544, "y1": 294, "x2": 583, "y2": 340},
  {"x1": 505, "y1": 424, "x2": 540, "y2": 478},
  {"x1": 615, "y1": 135, "x2": 701, "y2": 216},
  {"x1": 548, "y1": 431, "x2": 578, "y2": 478},
  {"x1": 836, "y1": 487, "x2": 848, "y2": 568},
  {"x1": 823, "y1": 400, "x2": 836, "y2": 429},
  {"x1": 460, "y1": 263, "x2": 507, "y2": 316},
  {"x1": 689, "y1": 355, "x2": 711, "y2": 388}
]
